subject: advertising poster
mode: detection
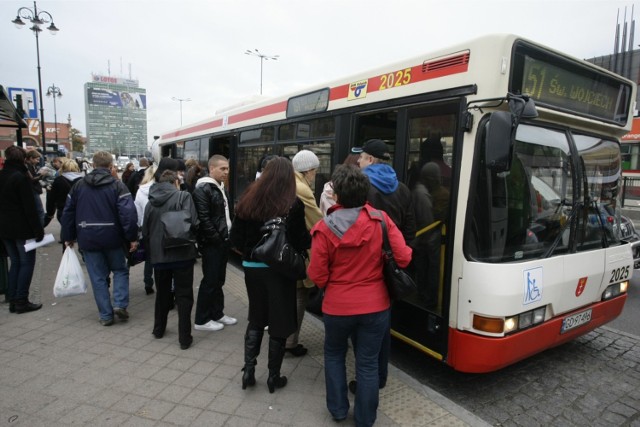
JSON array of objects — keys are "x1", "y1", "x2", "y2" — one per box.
[{"x1": 87, "y1": 88, "x2": 146, "y2": 110}]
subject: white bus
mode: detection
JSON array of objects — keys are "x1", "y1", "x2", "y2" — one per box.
[{"x1": 154, "y1": 34, "x2": 636, "y2": 372}]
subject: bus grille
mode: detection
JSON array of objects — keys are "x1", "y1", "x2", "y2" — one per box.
[{"x1": 422, "y1": 52, "x2": 470, "y2": 73}]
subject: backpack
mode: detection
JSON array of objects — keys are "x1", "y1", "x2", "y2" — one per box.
[{"x1": 160, "y1": 192, "x2": 196, "y2": 249}]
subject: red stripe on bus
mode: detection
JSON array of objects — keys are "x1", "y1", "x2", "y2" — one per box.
[
  {"x1": 227, "y1": 101, "x2": 288, "y2": 125},
  {"x1": 446, "y1": 295, "x2": 626, "y2": 373},
  {"x1": 162, "y1": 55, "x2": 469, "y2": 139},
  {"x1": 163, "y1": 119, "x2": 224, "y2": 139}
]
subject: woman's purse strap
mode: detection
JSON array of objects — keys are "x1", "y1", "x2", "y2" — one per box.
[{"x1": 371, "y1": 210, "x2": 394, "y2": 260}]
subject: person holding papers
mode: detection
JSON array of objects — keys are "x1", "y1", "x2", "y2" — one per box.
[{"x1": 0, "y1": 146, "x2": 44, "y2": 314}]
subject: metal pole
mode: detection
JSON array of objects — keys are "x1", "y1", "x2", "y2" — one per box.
[
  {"x1": 260, "y1": 57, "x2": 264, "y2": 95},
  {"x1": 34, "y1": 20, "x2": 45, "y2": 147},
  {"x1": 52, "y1": 88, "x2": 58, "y2": 143},
  {"x1": 180, "y1": 100, "x2": 183, "y2": 126}
]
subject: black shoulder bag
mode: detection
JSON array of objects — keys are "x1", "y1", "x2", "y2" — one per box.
[
  {"x1": 378, "y1": 212, "x2": 417, "y2": 300},
  {"x1": 161, "y1": 192, "x2": 196, "y2": 249},
  {"x1": 251, "y1": 217, "x2": 307, "y2": 281}
]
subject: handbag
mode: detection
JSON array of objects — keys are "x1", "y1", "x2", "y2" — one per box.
[
  {"x1": 251, "y1": 217, "x2": 307, "y2": 281},
  {"x1": 161, "y1": 192, "x2": 196, "y2": 249},
  {"x1": 54, "y1": 248, "x2": 88, "y2": 298},
  {"x1": 378, "y1": 212, "x2": 417, "y2": 300},
  {"x1": 127, "y1": 239, "x2": 146, "y2": 267}
]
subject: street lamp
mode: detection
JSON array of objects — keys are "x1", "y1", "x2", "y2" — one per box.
[
  {"x1": 46, "y1": 84, "x2": 62, "y2": 144},
  {"x1": 244, "y1": 49, "x2": 279, "y2": 95},
  {"x1": 171, "y1": 97, "x2": 191, "y2": 126},
  {"x1": 11, "y1": 1, "x2": 59, "y2": 147}
]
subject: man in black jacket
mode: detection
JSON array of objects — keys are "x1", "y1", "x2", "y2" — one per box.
[
  {"x1": 350, "y1": 138, "x2": 416, "y2": 394},
  {"x1": 192, "y1": 155, "x2": 237, "y2": 332},
  {"x1": 127, "y1": 157, "x2": 150, "y2": 199}
]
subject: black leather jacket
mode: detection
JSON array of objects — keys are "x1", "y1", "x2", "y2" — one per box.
[{"x1": 192, "y1": 179, "x2": 229, "y2": 247}]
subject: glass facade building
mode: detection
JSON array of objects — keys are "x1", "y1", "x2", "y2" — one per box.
[{"x1": 84, "y1": 74, "x2": 147, "y2": 157}]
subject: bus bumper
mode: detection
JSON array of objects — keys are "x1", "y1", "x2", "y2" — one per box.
[{"x1": 446, "y1": 294, "x2": 627, "y2": 373}]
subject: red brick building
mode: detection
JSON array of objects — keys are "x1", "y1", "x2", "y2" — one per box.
[{"x1": 0, "y1": 119, "x2": 71, "y2": 153}]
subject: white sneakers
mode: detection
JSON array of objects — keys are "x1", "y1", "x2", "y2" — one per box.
[
  {"x1": 194, "y1": 315, "x2": 237, "y2": 331},
  {"x1": 216, "y1": 315, "x2": 238, "y2": 325},
  {"x1": 194, "y1": 320, "x2": 224, "y2": 331}
]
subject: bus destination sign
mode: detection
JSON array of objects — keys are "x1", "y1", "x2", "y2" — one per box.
[
  {"x1": 286, "y1": 88, "x2": 330, "y2": 119},
  {"x1": 510, "y1": 41, "x2": 632, "y2": 125}
]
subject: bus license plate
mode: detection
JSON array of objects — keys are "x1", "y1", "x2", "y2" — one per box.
[{"x1": 560, "y1": 309, "x2": 592, "y2": 334}]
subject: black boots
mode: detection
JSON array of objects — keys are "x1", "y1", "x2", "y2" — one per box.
[
  {"x1": 267, "y1": 337, "x2": 287, "y2": 393},
  {"x1": 13, "y1": 299, "x2": 42, "y2": 314},
  {"x1": 241, "y1": 331, "x2": 288, "y2": 393},
  {"x1": 242, "y1": 328, "x2": 264, "y2": 390}
]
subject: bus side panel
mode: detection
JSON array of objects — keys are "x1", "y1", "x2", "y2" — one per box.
[{"x1": 446, "y1": 295, "x2": 626, "y2": 373}]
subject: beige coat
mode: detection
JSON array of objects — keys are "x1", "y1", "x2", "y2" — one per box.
[{"x1": 294, "y1": 171, "x2": 323, "y2": 288}]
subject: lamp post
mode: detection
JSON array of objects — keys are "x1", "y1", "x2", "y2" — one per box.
[
  {"x1": 11, "y1": 1, "x2": 59, "y2": 147},
  {"x1": 244, "y1": 49, "x2": 279, "y2": 95},
  {"x1": 171, "y1": 97, "x2": 191, "y2": 126},
  {"x1": 46, "y1": 84, "x2": 61, "y2": 144}
]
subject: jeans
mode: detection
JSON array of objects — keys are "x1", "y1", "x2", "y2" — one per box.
[
  {"x1": 83, "y1": 248, "x2": 129, "y2": 321},
  {"x1": 351, "y1": 322, "x2": 390, "y2": 387},
  {"x1": 2, "y1": 239, "x2": 36, "y2": 301},
  {"x1": 195, "y1": 245, "x2": 228, "y2": 325},
  {"x1": 324, "y1": 309, "x2": 390, "y2": 427}
]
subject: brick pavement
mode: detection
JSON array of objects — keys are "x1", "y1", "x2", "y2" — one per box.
[{"x1": 0, "y1": 217, "x2": 488, "y2": 426}]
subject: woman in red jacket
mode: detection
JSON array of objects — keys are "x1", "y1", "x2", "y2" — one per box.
[{"x1": 308, "y1": 165, "x2": 412, "y2": 426}]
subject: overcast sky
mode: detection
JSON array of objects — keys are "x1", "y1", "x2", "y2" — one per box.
[{"x1": 1, "y1": 0, "x2": 636, "y2": 147}]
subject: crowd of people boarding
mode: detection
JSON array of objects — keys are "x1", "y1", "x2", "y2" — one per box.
[{"x1": 0, "y1": 138, "x2": 452, "y2": 426}]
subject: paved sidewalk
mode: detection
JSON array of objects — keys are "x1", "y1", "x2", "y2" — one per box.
[{"x1": 0, "y1": 220, "x2": 488, "y2": 426}]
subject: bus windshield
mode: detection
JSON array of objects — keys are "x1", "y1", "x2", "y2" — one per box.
[{"x1": 467, "y1": 122, "x2": 623, "y2": 263}]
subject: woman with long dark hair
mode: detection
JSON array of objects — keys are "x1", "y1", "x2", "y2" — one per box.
[
  {"x1": 0, "y1": 146, "x2": 45, "y2": 313},
  {"x1": 230, "y1": 157, "x2": 311, "y2": 393}
]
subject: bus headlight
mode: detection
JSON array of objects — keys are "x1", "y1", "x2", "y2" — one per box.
[
  {"x1": 602, "y1": 281, "x2": 628, "y2": 300},
  {"x1": 474, "y1": 306, "x2": 546, "y2": 335},
  {"x1": 508, "y1": 307, "x2": 545, "y2": 333}
]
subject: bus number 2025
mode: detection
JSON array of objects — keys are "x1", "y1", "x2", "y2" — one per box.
[{"x1": 609, "y1": 266, "x2": 630, "y2": 283}]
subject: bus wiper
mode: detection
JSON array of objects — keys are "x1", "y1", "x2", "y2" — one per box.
[
  {"x1": 590, "y1": 199, "x2": 609, "y2": 248},
  {"x1": 543, "y1": 202, "x2": 580, "y2": 258}
]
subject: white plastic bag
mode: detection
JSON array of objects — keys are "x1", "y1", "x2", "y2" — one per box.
[{"x1": 54, "y1": 248, "x2": 87, "y2": 297}]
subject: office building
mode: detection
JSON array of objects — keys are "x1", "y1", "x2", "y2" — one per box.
[{"x1": 84, "y1": 74, "x2": 147, "y2": 157}]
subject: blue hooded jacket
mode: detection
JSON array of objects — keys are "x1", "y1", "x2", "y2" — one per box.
[
  {"x1": 362, "y1": 163, "x2": 416, "y2": 244},
  {"x1": 362, "y1": 163, "x2": 399, "y2": 194}
]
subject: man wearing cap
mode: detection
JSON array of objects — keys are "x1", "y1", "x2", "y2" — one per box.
[
  {"x1": 289, "y1": 149, "x2": 324, "y2": 356},
  {"x1": 353, "y1": 139, "x2": 416, "y2": 244},
  {"x1": 350, "y1": 138, "x2": 416, "y2": 394}
]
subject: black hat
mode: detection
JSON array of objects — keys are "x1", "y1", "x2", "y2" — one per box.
[
  {"x1": 154, "y1": 157, "x2": 179, "y2": 181},
  {"x1": 351, "y1": 139, "x2": 391, "y2": 160}
]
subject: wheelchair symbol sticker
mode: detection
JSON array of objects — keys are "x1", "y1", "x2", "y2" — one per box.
[{"x1": 523, "y1": 267, "x2": 543, "y2": 305}]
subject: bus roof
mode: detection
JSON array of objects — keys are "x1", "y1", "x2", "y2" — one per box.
[{"x1": 160, "y1": 33, "x2": 635, "y2": 144}]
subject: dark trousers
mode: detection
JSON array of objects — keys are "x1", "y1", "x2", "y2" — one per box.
[
  {"x1": 154, "y1": 265, "x2": 194, "y2": 346},
  {"x1": 195, "y1": 245, "x2": 228, "y2": 325},
  {"x1": 244, "y1": 266, "x2": 297, "y2": 339}
]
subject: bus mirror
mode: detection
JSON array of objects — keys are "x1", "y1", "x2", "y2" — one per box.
[
  {"x1": 509, "y1": 95, "x2": 538, "y2": 119},
  {"x1": 485, "y1": 111, "x2": 514, "y2": 172}
]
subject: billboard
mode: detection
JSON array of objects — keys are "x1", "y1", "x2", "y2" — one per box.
[
  {"x1": 8, "y1": 87, "x2": 38, "y2": 119},
  {"x1": 87, "y1": 88, "x2": 146, "y2": 110}
]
